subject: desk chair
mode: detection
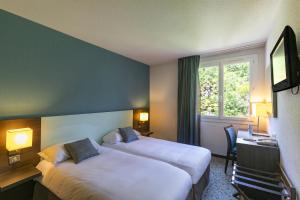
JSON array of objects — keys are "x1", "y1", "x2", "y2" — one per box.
[{"x1": 224, "y1": 125, "x2": 237, "y2": 174}]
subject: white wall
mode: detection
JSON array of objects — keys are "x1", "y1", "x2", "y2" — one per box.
[
  {"x1": 150, "y1": 46, "x2": 267, "y2": 155},
  {"x1": 150, "y1": 61, "x2": 178, "y2": 141},
  {"x1": 266, "y1": 0, "x2": 300, "y2": 196}
]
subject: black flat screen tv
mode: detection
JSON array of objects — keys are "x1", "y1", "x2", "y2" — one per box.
[{"x1": 270, "y1": 26, "x2": 300, "y2": 92}]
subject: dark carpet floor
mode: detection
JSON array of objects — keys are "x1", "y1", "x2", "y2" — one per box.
[{"x1": 202, "y1": 157, "x2": 236, "y2": 200}]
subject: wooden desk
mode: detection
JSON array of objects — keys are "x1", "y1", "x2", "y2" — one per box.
[{"x1": 237, "y1": 130, "x2": 280, "y2": 173}]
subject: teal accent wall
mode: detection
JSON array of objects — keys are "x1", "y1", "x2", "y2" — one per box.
[{"x1": 0, "y1": 10, "x2": 149, "y2": 119}]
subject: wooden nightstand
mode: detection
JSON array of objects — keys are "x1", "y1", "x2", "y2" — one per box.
[
  {"x1": 0, "y1": 164, "x2": 41, "y2": 200},
  {"x1": 140, "y1": 131, "x2": 154, "y2": 137}
]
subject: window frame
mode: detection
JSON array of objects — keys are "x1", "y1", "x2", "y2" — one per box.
[{"x1": 199, "y1": 54, "x2": 257, "y2": 121}]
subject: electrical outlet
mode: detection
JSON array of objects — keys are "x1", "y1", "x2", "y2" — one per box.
[{"x1": 8, "y1": 155, "x2": 20, "y2": 165}]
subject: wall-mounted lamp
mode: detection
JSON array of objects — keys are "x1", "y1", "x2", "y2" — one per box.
[
  {"x1": 139, "y1": 112, "x2": 149, "y2": 122},
  {"x1": 133, "y1": 109, "x2": 149, "y2": 132},
  {"x1": 6, "y1": 128, "x2": 33, "y2": 151},
  {"x1": 138, "y1": 112, "x2": 149, "y2": 132},
  {"x1": 6, "y1": 128, "x2": 33, "y2": 164}
]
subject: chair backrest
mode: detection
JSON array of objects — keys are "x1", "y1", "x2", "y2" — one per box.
[{"x1": 224, "y1": 125, "x2": 237, "y2": 154}]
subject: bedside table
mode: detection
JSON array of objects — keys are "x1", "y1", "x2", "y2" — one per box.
[
  {"x1": 140, "y1": 131, "x2": 154, "y2": 137},
  {"x1": 0, "y1": 164, "x2": 41, "y2": 200}
]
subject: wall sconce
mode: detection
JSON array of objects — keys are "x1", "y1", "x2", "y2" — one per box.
[
  {"x1": 139, "y1": 112, "x2": 149, "y2": 122},
  {"x1": 6, "y1": 128, "x2": 33, "y2": 164},
  {"x1": 133, "y1": 109, "x2": 150, "y2": 132}
]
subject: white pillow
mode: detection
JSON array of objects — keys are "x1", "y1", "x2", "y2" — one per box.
[
  {"x1": 103, "y1": 128, "x2": 142, "y2": 144},
  {"x1": 38, "y1": 144, "x2": 70, "y2": 165},
  {"x1": 133, "y1": 129, "x2": 141, "y2": 136},
  {"x1": 89, "y1": 138, "x2": 102, "y2": 152},
  {"x1": 38, "y1": 138, "x2": 101, "y2": 164},
  {"x1": 102, "y1": 129, "x2": 123, "y2": 144}
]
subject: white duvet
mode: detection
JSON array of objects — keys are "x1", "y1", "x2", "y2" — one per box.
[
  {"x1": 36, "y1": 146, "x2": 192, "y2": 200},
  {"x1": 103, "y1": 136, "x2": 211, "y2": 184}
]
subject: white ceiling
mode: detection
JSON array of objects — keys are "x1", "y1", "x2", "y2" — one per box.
[{"x1": 0, "y1": 0, "x2": 281, "y2": 65}]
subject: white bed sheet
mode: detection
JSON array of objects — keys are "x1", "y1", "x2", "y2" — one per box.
[
  {"x1": 36, "y1": 146, "x2": 192, "y2": 200},
  {"x1": 103, "y1": 136, "x2": 211, "y2": 184}
]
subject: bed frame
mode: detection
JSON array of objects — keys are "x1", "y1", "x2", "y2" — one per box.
[
  {"x1": 33, "y1": 164, "x2": 210, "y2": 200},
  {"x1": 34, "y1": 110, "x2": 210, "y2": 200},
  {"x1": 193, "y1": 164, "x2": 210, "y2": 200}
]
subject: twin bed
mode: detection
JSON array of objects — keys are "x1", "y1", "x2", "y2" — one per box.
[
  {"x1": 103, "y1": 136, "x2": 211, "y2": 185},
  {"x1": 34, "y1": 110, "x2": 211, "y2": 200},
  {"x1": 36, "y1": 146, "x2": 192, "y2": 200}
]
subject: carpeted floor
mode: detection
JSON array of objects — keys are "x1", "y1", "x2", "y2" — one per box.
[{"x1": 202, "y1": 157, "x2": 236, "y2": 200}]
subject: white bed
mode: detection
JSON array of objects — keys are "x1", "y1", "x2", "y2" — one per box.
[
  {"x1": 36, "y1": 146, "x2": 192, "y2": 200},
  {"x1": 37, "y1": 111, "x2": 196, "y2": 200},
  {"x1": 103, "y1": 136, "x2": 211, "y2": 184}
]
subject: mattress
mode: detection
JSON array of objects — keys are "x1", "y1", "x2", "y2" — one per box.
[
  {"x1": 103, "y1": 136, "x2": 211, "y2": 184},
  {"x1": 36, "y1": 146, "x2": 192, "y2": 200}
]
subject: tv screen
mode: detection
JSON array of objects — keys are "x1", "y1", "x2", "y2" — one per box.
[
  {"x1": 270, "y1": 26, "x2": 300, "y2": 92},
  {"x1": 272, "y1": 38, "x2": 287, "y2": 85}
]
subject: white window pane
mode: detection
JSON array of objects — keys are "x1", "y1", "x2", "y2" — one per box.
[
  {"x1": 223, "y1": 62, "x2": 250, "y2": 117},
  {"x1": 199, "y1": 66, "x2": 219, "y2": 116}
]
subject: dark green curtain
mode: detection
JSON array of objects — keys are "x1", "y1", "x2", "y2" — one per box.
[{"x1": 177, "y1": 55, "x2": 200, "y2": 146}]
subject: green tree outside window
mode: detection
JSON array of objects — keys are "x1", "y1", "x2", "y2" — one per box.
[{"x1": 198, "y1": 62, "x2": 250, "y2": 118}]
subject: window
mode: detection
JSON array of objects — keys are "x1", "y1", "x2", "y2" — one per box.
[
  {"x1": 199, "y1": 66, "x2": 219, "y2": 116},
  {"x1": 198, "y1": 56, "x2": 252, "y2": 119},
  {"x1": 223, "y1": 62, "x2": 250, "y2": 117}
]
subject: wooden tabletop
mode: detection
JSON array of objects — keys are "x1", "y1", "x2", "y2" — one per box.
[
  {"x1": 140, "y1": 131, "x2": 154, "y2": 137},
  {"x1": 0, "y1": 164, "x2": 41, "y2": 192},
  {"x1": 237, "y1": 130, "x2": 278, "y2": 148}
]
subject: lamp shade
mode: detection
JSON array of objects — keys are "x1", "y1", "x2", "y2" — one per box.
[
  {"x1": 6, "y1": 128, "x2": 33, "y2": 151},
  {"x1": 139, "y1": 112, "x2": 149, "y2": 122},
  {"x1": 251, "y1": 102, "x2": 272, "y2": 117}
]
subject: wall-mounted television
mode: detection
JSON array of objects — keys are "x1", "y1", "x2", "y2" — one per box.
[{"x1": 271, "y1": 26, "x2": 300, "y2": 92}]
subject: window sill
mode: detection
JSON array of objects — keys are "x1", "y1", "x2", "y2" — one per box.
[{"x1": 199, "y1": 115, "x2": 254, "y2": 125}]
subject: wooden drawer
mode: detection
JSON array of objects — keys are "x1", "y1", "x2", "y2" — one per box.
[{"x1": 237, "y1": 142, "x2": 280, "y2": 172}]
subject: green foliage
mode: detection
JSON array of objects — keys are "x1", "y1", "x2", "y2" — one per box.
[
  {"x1": 199, "y1": 66, "x2": 218, "y2": 116},
  {"x1": 223, "y1": 62, "x2": 250, "y2": 117},
  {"x1": 198, "y1": 62, "x2": 250, "y2": 118}
]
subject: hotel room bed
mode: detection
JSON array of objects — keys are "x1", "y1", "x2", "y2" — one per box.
[
  {"x1": 103, "y1": 136, "x2": 211, "y2": 184},
  {"x1": 34, "y1": 146, "x2": 193, "y2": 200},
  {"x1": 102, "y1": 136, "x2": 211, "y2": 199}
]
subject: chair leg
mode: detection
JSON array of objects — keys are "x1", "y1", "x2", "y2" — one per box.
[
  {"x1": 224, "y1": 156, "x2": 229, "y2": 174},
  {"x1": 232, "y1": 159, "x2": 234, "y2": 166},
  {"x1": 233, "y1": 192, "x2": 239, "y2": 199}
]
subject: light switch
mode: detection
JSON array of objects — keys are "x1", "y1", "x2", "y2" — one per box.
[{"x1": 8, "y1": 155, "x2": 20, "y2": 165}]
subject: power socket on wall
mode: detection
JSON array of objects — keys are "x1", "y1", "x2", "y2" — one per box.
[{"x1": 8, "y1": 155, "x2": 20, "y2": 165}]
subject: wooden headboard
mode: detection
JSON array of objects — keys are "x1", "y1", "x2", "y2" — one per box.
[{"x1": 0, "y1": 118, "x2": 41, "y2": 173}]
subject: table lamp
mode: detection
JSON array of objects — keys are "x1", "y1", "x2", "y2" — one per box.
[{"x1": 251, "y1": 101, "x2": 272, "y2": 132}]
